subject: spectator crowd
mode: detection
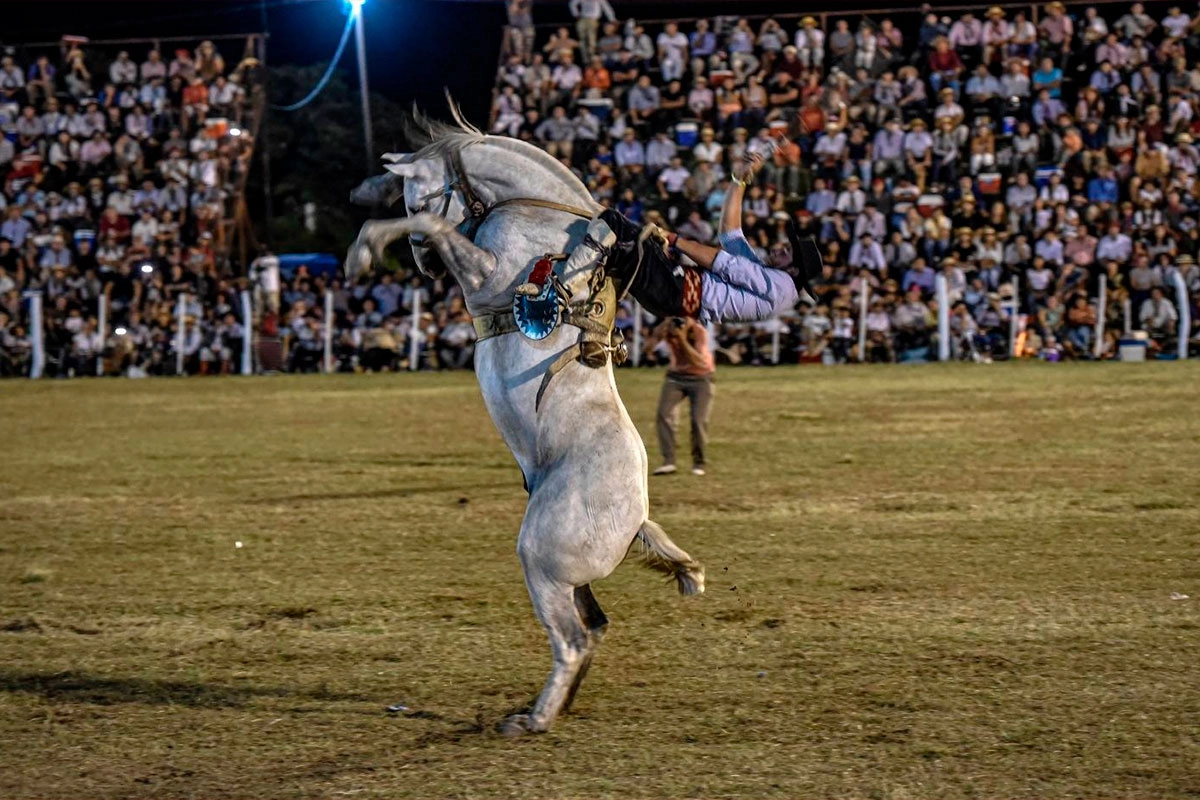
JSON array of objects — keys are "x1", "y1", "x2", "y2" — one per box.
[
  {"x1": 0, "y1": 35, "x2": 262, "y2": 377},
  {"x1": 8, "y1": 4, "x2": 1200, "y2": 378},
  {"x1": 483, "y1": 0, "x2": 1200, "y2": 364}
]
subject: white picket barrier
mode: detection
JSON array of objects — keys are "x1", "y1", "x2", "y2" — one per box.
[
  {"x1": 96, "y1": 293, "x2": 107, "y2": 377},
  {"x1": 27, "y1": 291, "x2": 44, "y2": 379},
  {"x1": 857, "y1": 286, "x2": 869, "y2": 363},
  {"x1": 1172, "y1": 271, "x2": 1191, "y2": 360},
  {"x1": 175, "y1": 293, "x2": 187, "y2": 375},
  {"x1": 935, "y1": 274, "x2": 950, "y2": 361},
  {"x1": 409, "y1": 291, "x2": 422, "y2": 371},
  {"x1": 1008, "y1": 276, "x2": 1020, "y2": 358},
  {"x1": 239, "y1": 290, "x2": 253, "y2": 375},
  {"x1": 323, "y1": 289, "x2": 334, "y2": 373},
  {"x1": 1093, "y1": 274, "x2": 1107, "y2": 359}
]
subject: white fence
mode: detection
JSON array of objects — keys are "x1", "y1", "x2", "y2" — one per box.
[{"x1": 14, "y1": 275, "x2": 1196, "y2": 379}]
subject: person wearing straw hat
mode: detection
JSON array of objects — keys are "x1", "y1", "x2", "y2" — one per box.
[
  {"x1": 1038, "y1": 2, "x2": 1073, "y2": 58},
  {"x1": 795, "y1": 15, "x2": 824, "y2": 69},
  {"x1": 981, "y1": 7, "x2": 1009, "y2": 65},
  {"x1": 903, "y1": 117, "x2": 932, "y2": 184},
  {"x1": 1175, "y1": 254, "x2": 1200, "y2": 298}
]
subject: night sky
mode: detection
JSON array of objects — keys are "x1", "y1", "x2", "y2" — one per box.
[{"x1": 9, "y1": 0, "x2": 897, "y2": 125}]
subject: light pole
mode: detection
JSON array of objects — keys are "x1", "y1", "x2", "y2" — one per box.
[{"x1": 350, "y1": 0, "x2": 374, "y2": 176}]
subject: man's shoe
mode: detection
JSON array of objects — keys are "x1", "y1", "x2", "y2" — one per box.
[
  {"x1": 691, "y1": 466, "x2": 706, "y2": 476},
  {"x1": 652, "y1": 464, "x2": 677, "y2": 476}
]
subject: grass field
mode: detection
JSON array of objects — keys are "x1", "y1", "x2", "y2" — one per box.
[{"x1": 2, "y1": 363, "x2": 1199, "y2": 799}]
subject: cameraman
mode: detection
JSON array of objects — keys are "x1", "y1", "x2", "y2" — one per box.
[{"x1": 653, "y1": 316, "x2": 715, "y2": 477}]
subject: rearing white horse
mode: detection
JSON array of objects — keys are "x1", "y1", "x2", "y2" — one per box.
[{"x1": 344, "y1": 111, "x2": 704, "y2": 737}]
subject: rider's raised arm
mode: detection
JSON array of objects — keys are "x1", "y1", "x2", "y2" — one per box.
[{"x1": 719, "y1": 152, "x2": 761, "y2": 237}]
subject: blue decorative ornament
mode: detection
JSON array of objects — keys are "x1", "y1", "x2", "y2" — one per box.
[{"x1": 513, "y1": 282, "x2": 562, "y2": 340}]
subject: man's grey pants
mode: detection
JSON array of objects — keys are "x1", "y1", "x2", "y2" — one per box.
[
  {"x1": 656, "y1": 373, "x2": 715, "y2": 468},
  {"x1": 576, "y1": 17, "x2": 599, "y2": 61}
]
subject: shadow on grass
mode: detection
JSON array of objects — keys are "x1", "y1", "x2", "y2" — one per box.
[
  {"x1": 245, "y1": 482, "x2": 511, "y2": 505},
  {"x1": 0, "y1": 669, "x2": 372, "y2": 708}
]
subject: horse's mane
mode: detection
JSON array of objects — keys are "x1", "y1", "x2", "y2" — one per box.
[
  {"x1": 401, "y1": 93, "x2": 596, "y2": 208},
  {"x1": 403, "y1": 95, "x2": 486, "y2": 160}
]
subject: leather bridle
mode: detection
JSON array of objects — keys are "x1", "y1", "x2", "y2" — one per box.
[{"x1": 414, "y1": 148, "x2": 595, "y2": 242}]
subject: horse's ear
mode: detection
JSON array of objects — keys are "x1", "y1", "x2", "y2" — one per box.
[{"x1": 384, "y1": 161, "x2": 417, "y2": 178}]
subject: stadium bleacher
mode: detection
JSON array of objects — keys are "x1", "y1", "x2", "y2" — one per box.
[
  {"x1": 483, "y1": 0, "x2": 1200, "y2": 365},
  {"x1": 0, "y1": 34, "x2": 262, "y2": 377}
]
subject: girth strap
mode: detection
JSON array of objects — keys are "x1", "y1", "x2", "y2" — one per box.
[
  {"x1": 473, "y1": 306, "x2": 609, "y2": 343},
  {"x1": 474, "y1": 305, "x2": 620, "y2": 411},
  {"x1": 473, "y1": 311, "x2": 518, "y2": 341}
]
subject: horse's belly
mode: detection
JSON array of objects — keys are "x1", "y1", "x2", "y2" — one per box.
[{"x1": 473, "y1": 339, "x2": 647, "y2": 496}]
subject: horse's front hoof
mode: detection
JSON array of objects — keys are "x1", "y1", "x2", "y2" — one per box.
[{"x1": 498, "y1": 713, "x2": 539, "y2": 738}]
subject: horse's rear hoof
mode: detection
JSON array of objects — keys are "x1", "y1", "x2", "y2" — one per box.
[{"x1": 498, "y1": 713, "x2": 539, "y2": 738}]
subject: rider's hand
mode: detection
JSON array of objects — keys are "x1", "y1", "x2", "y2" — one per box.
[{"x1": 737, "y1": 153, "x2": 764, "y2": 182}]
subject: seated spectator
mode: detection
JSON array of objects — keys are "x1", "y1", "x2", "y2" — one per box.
[{"x1": 1139, "y1": 286, "x2": 1178, "y2": 339}]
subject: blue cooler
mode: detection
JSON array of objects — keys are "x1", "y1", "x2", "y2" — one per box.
[
  {"x1": 577, "y1": 98, "x2": 613, "y2": 123},
  {"x1": 1034, "y1": 166, "x2": 1061, "y2": 190},
  {"x1": 674, "y1": 121, "x2": 699, "y2": 148}
]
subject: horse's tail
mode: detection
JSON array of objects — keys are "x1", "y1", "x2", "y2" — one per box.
[{"x1": 635, "y1": 520, "x2": 705, "y2": 596}]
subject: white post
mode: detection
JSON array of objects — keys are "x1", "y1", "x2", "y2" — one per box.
[
  {"x1": 95, "y1": 293, "x2": 107, "y2": 377},
  {"x1": 935, "y1": 274, "x2": 950, "y2": 361},
  {"x1": 27, "y1": 291, "x2": 44, "y2": 379},
  {"x1": 1008, "y1": 276, "x2": 1020, "y2": 359},
  {"x1": 408, "y1": 290, "x2": 421, "y2": 371},
  {"x1": 239, "y1": 289, "x2": 253, "y2": 375},
  {"x1": 175, "y1": 293, "x2": 187, "y2": 376},
  {"x1": 857, "y1": 286, "x2": 869, "y2": 362},
  {"x1": 1093, "y1": 274, "x2": 1107, "y2": 359},
  {"x1": 1123, "y1": 296, "x2": 1132, "y2": 335},
  {"x1": 323, "y1": 289, "x2": 334, "y2": 373},
  {"x1": 1172, "y1": 270, "x2": 1190, "y2": 360},
  {"x1": 771, "y1": 317, "x2": 781, "y2": 365},
  {"x1": 631, "y1": 302, "x2": 643, "y2": 367}
]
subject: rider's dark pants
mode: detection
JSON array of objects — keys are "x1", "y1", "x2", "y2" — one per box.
[{"x1": 599, "y1": 209, "x2": 701, "y2": 320}]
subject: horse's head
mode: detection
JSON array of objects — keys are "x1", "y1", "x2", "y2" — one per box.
[
  {"x1": 379, "y1": 153, "x2": 459, "y2": 278},
  {"x1": 348, "y1": 100, "x2": 600, "y2": 301}
]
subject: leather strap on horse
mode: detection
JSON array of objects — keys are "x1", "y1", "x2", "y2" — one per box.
[
  {"x1": 450, "y1": 148, "x2": 593, "y2": 241},
  {"x1": 473, "y1": 311, "x2": 519, "y2": 341},
  {"x1": 473, "y1": 307, "x2": 609, "y2": 343},
  {"x1": 474, "y1": 294, "x2": 622, "y2": 412}
]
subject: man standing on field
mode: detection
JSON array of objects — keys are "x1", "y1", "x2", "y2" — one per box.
[{"x1": 653, "y1": 316, "x2": 715, "y2": 477}]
